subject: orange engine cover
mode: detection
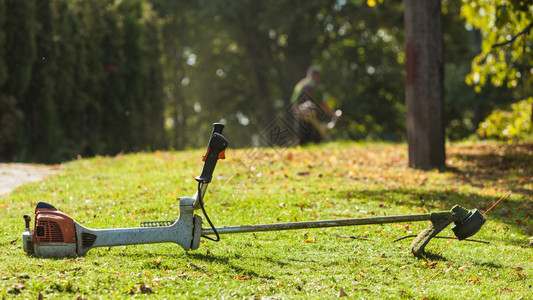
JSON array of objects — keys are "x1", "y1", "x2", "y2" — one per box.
[{"x1": 34, "y1": 202, "x2": 76, "y2": 244}]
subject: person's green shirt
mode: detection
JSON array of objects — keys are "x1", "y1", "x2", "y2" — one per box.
[{"x1": 290, "y1": 77, "x2": 325, "y2": 104}]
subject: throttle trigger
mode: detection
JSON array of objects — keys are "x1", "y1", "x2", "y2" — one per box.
[
  {"x1": 202, "y1": 147, "x2": 210, "y2": 162},
  {"x1": 218, "y1": 150, "x2": 226, "y2": 159}
]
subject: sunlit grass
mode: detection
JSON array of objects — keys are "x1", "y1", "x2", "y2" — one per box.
[{"x1": 1, "y1": 141, "x2": 531, "y2": 299}]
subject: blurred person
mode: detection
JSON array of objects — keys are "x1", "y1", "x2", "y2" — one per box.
[{"x1": 290, "y1": 66, "x2": 339, "y2": 144}]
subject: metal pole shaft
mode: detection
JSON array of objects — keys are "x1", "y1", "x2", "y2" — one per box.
[{"x1": 202, "y1": 213, "x2": 432, "y2": 235}]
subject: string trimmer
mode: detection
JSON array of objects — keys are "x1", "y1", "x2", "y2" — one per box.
[{"x1": 22, "y1": 123, "x2": 486, "y2": 259}]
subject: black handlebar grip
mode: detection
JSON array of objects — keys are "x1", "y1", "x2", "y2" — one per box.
[{"x1": 196, "y1": 124, "x2": 228, "y2": 183}]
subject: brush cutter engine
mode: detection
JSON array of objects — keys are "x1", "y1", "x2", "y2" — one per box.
[
  {"x1": 23, "y1": 202, "x2": 77, "y2": 257},
  {"x1": 23, "y1": 197, "x2": 204, "y2": 258}
]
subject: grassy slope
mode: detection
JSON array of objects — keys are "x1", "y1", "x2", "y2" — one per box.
[{"x1": 1, "y1": 141, "x2": 531, "y2": 299}]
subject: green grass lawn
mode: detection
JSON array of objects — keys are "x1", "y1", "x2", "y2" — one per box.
[{"x1": 1, "y1": 141, "x2": 532, "y2": 299}]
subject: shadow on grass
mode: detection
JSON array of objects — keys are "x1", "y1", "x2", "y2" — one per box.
[
  {"x1": 474, "y1": 261, "x2": 504, "y2": 269},
  {"x1": 448, "y1": 142, "x2": 533, "y2": 199},
  {"x1": 107, "y1": 248, "x2": 278, "y2": 279},
  {"x1": 421, "y1": 253, "x2": 448, "y2": 262},
  {"x1": 187, "y1": 252, "x2": 278, "y2": 280},
  {"x1": 339, "y1": 142, "x2": 532, "y2": 214}
]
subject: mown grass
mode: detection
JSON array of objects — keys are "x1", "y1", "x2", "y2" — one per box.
[{"x1": 1, "y1": 141, "x2": 532, "y2": 299}]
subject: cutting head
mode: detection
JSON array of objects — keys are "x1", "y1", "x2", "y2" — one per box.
[{"x1": 452, "y1": 209, "x2": 486, "y2": 240}]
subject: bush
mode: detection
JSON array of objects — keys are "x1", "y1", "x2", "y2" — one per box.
[{"x1": 477, "y1": 97, "x2": 533, "y2": 141}]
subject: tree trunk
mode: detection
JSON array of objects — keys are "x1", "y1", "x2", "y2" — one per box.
[{"x1": 404, "y1": 0, "x2": 445, "y2": 170}]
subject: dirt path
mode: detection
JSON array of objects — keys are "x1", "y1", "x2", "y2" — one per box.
[{"x1": 0, "y1": 163, "x2": 60, "y2": 195}]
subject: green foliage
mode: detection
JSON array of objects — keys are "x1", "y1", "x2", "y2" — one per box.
[
  {"x1": 0, "y1": 0, "x2": 166, "y2": 163},
  {"x1": 154, "y1": 1, "x2": 341, "y2": 149},
  {"x1": 461, "y1": 0, "x2": 532, "y2": 91},
  {"x1": 0, "y1": 0, "x2": 36, "y2": 160},
  {"x1": 1, "y1": 0, "x2": 36, "y2": 99},
  {"x1": 2, "y1": 0, "x2": 529, "y2": 161},
  {"x1": 317, "y1": 1, "x2": 406, "y2": 141},
  {"x1": 0, "y1": 0, "x2": 6, "y2": 86},
  {"x1": 444, "y1": 63, "x2": 516, "y2": 141},
  {"x1": 477, "y1": 97, "x2": 533, "y2": 141},
  {"x1": 155, "y1": 0, "x2": 512, "y2": 147}
]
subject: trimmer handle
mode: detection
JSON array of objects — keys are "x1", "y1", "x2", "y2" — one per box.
[
  {"x1": 196, "y1": 123, "x2": 228, "y2": 183},
  {"x1": 211, "y1": 123, "x2": 225, "y2": 135}
]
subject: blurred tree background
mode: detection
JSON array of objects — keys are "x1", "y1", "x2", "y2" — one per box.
[
  {"x1": 0, "y1": 0, "x2": 530, "y2": 163},
  {"x1": 0, "y1": 0, "x2": 164, "y2": 163}
]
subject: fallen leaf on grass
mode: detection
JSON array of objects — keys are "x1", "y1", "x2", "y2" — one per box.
[
  {"x1": 512, "y1": 266, "x2": 523, "y2": 271},
  {"x1": 127, "y1": 286, "x2": 136, "y2": 295},
  {"x1": 495, "y1": 287, "x2": 513, "y2": 295},
  {"x1": 467, "y1": 278, "x2": 480, "y2": 283},
  {"x1": 457, "y1": 266, "x2": 470, "y2": 272},
  {"x1": 234, "y1": 275, "x2": 251, "y2": 280},
  {"x1": 8, "y1": 282, "x2": 25, "y2": 294},
  {"x1": 338, "y1": 287, "x2": 348, "y2": 297},
  {"x1": 428, "y1": 262, "x2": 439, "y2": 269},
  {"x1": 139, "y1": 284, "x2": 154, "y2": 294},
  {"x1": 153, "y1": 256, "x2": 162, "y2": 267},
  {"x1": 188, "y1": 263, "x2": 202, "y2": 270}
]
